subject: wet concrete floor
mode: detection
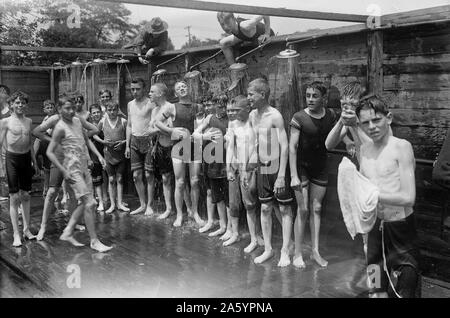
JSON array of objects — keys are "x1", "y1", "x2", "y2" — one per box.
[{"x1": 0, "y1": 193, "x2": 449, "y2": 298}]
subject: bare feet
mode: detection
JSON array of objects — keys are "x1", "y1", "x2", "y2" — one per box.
[
  {"x1": 130, "y1": 205, "x2": 146, "y2": 215},
  {"x1": 173, "y1": 217, "x2": 183, "y2": 227},
  {"x1": 220, "y1": 230, "x2": 232, "y2": 241},
  {"x1": 199, "y1": 221, "x2": 214, "y2": 233},
  {"x1": 158, "y1": 210, "x2": 172, "y2": 220},
  {"x1": 117, "y1": 203, "x2": 130, "y2": 212},
  {"x1": 293, "y1": 254, "x2": 306, "y2": 268},
  {"x1": 12, "y1": 234, "x2": 22, "y2": 247},
  {"x1": 97, "y1": 203, "x2": 104, "y2": 213},
  {"x1": 277, "y1": 248, "x2": 291, "y2": 267},
  {"x1": 144, "y1": 205, "x2": 154, "y2": 216},
  {"x1": 208, "y1": 227, "x2": 226, "y2": 237},
  {"x1": 23, "y1": 230, "x2": 37, "y2": 241},
  {"x1": 36, "y1": 227, "x2": 46, "y2": 241},
  {"x1": 106, "y1": 205, "x2": 115, "y2": 214},
  {"x1": 60, "y1": 232, "x2": 84, "y2": 247},
  {"x1": 90, "y1": 239, "x2": 113, "y2": 252},
  {"x1": 223, "y1": 233, "x2": 240, "y2": 247},
  {"x1": 254, "y1": 249, "x2": 274, "y2": 264},
  {"x1": 192, "y1": 213, "x2": 205, "y2": 226},
  {"x1": 244, "y1": 240, "x2": 258, "y2": 253},
  {"x1": 311, "y1": 250, "x2": 328, "y2": 267},
  {"x1": 257, "y1": 235, "x2": 264, "y2": 246}
]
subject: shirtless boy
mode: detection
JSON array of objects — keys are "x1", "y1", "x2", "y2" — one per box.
[
  {"x1": 47, "y1": 95, "x2": 111, "y2": 252},
  {"x1": 0, "y1": 91, "x2": 38, "y2": 246},
  {"x1": 125, "y1": 78, "x2": 155, "y2": 215},
  {"x1": 226, "y1": 95, "x2": 259, "y2": 249},
  {"x1": 148, "y1": 83, "x2": 174, "y2": 219},
  {"x1": 248, "y1": 78, "x2": 294, "y2": 267},
  {"x1": 356, "y1": 96, "x2": 420, "y2": 298},
  {"x1": 155, "y1": 81, "x2": 205, "y2": 227}
]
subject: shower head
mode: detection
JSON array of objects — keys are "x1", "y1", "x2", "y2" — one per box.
[
  {"x1": 93, "y1": 57, "x2": 105, "y2": 64},
  {"x1": 184, "y1": 70, "x2": 201, "y2": 79},
  {"x1": 117, "y1": 57, "x2": 130, "y2": 64},
  {"x1": 152, "y1": 69, "x2": 167, "y2": 76},
  {"x1": 276, "y1": 49, "x2": 300, "y2": 59},
  {"x1": 71, "y1": 58, "x2": 83, "y2": 66}
]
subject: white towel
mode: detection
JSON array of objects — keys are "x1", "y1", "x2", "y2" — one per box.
[{"x1": 337, "y1": 157, "x2": 378, "y2": 239}]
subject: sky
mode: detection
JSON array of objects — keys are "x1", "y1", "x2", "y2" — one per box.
[{"x1": 123, "y1": 0, "x2": 450, "y2": 49}]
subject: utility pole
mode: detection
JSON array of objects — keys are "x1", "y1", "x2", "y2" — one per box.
[{"x1": 185, "y1": 26, "x2": 192, "y2": 46}]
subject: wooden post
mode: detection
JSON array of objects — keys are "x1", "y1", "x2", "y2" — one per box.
[
  {"x1": 367, "y1": 30, "x2": 383, "y2": 95},
  {"x1": 50, "y1": 69, "x2": 55, "y2": 102}
]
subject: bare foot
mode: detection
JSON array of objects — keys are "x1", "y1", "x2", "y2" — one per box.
[
  {"x1": 278, "y1": 248, "x2": 291, "y2": 267},
  {"x1": 36, "y1": 227, "x2": 46, "y2": 241},
  {"x1": 254, "y1": 249, "x2": 274, "y2": 264},
  {"x1": 223, "y1": 233, "x2": 240, "y2": 247},
  {"x1": 97, "y1": 203, "x2": 104, "y2": 212},
  {"x1": 311, "y1": 250, "x2": 328, "y2": 267},
  {"x1": 12, "y1": 234, "x2": 22, "y2": 247},
  {"x1": 158, "y1": 210, "x2": 172, "y2": 220},
  {"x1": 173, "y1": 217, "x2": 183, "y2": 227},
  {"x1": 257, "y1": 235, "x2": 264, "y2": 246},
  {"x1": 90, "y1": 239, "x2": 113, "y2": 252},
  {"x1": 130, "y1": 205, "x2": 146, "y2": 215},
  {"x1": 192, "y1": 214, "x2": 205, "y2": 226},
  {"x1": 209, "y1": 227, "x2": 226, "y2": 237},
  {"x1": 106, "y1": 205, "x2": 115, "y2": 214},
  {"x1": 199, "y1": 221, "x2": 214, "y2": 233},
  {"x1": 144, "y1": 205, "x2": 154, "y2": 216},
  {"x1": 220, "y1": 230, "x2": 232, "y2": 241},
  {"x1": 75, "y1": 224, "x2": 85, "y2": 231},
  {"x1": 60, "y1": 232, "x2": 84, "y2": 247},
  {"x1": 244, "y1": 240, "x2": 258, "y2": 253},
  {"x1": 23, "y1": 230, "x2": 37, "y2": 241},
  {"x1": 117, "y1": 203, "x2": 130, "y2": 212},
  {"x1": 293, "y1": 254, "x2": 306, "y2": 268}
]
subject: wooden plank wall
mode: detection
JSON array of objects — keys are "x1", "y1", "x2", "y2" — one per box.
[{"x1": 0, "y1": 69, "x2": 51, "y2": 125}]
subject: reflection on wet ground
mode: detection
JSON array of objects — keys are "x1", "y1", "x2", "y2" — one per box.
[{"x1": 0, "y1": 195, "x2": 449, "y2": 298}]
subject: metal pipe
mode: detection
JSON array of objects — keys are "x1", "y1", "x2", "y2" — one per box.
[
  {"x1": 189, "y1": 49, "x2": 222, "y2": 71},
  {"x1": 235, "y1": 38, "x2": 273, "y2": 62},
  {"x1": 156, "y1": 51, "x2": 187, "y2": 69}
]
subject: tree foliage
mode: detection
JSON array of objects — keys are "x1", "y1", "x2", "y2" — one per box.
[{"x1": 181, "y1": 35, "x2": 220, "y2": 49}]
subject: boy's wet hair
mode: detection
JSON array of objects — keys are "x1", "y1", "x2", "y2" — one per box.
[
  {"x1": 249, "y1": 78, "x2": 270, "y2": 100},
  {"x1": 99, "y1": 89, "x2": 112, "y2": 97},
  {"x1": 8, "y1": 91, "x2": 29, "y2": 104},
  {"x1": 89, "y1": 103, "x2": 102, "y2": 113},
  {"x1": 131, "y1": 78, "x2": 146, "y2": 88},
  {"x1": 43, "y1": 99, "x2": 55, "y2": 108},
  {"x1": 211, "y1": 94, "x2": 228, "y2": 106},
  {"x1": 0, "y1": 84, "x2": 10, "y2": 96},
  {"x1": 174, "y1": 80, "x2": 187, "y2": 88},
  {"x1": 73, "y1": 93, "x2": 84, "y2": 103},
  {"x1": 152, "y1": 83, "x2": 168, "y2": 97},
  {"x1": 217, "y1": 12, "x2": 235, "y2": 24},
  {"x1": 58, "y1": 94, "x2": 74, "y2": 107},
  {"x1": 342, "y1": 81, "x2": 366, "y2": 99},
  {"x1": 356, "y1": 95, "x2": 389, "y2": 117},
  {"x1": 201, "y1": 92, "x2": 214, "y2": 104},
  {"x1": 306, "y1": 81, "x2": 327, "y2": 97},
  {"x1": 105, "y1": 101, "x2": 119, "y2": 111},
  {"x1": 230, "y1": 95, "x2": 250, "y2": 109}
]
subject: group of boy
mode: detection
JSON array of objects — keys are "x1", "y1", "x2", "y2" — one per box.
[{"x1": 0, "y1": 73, "x2": 420, "y2": 297}]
